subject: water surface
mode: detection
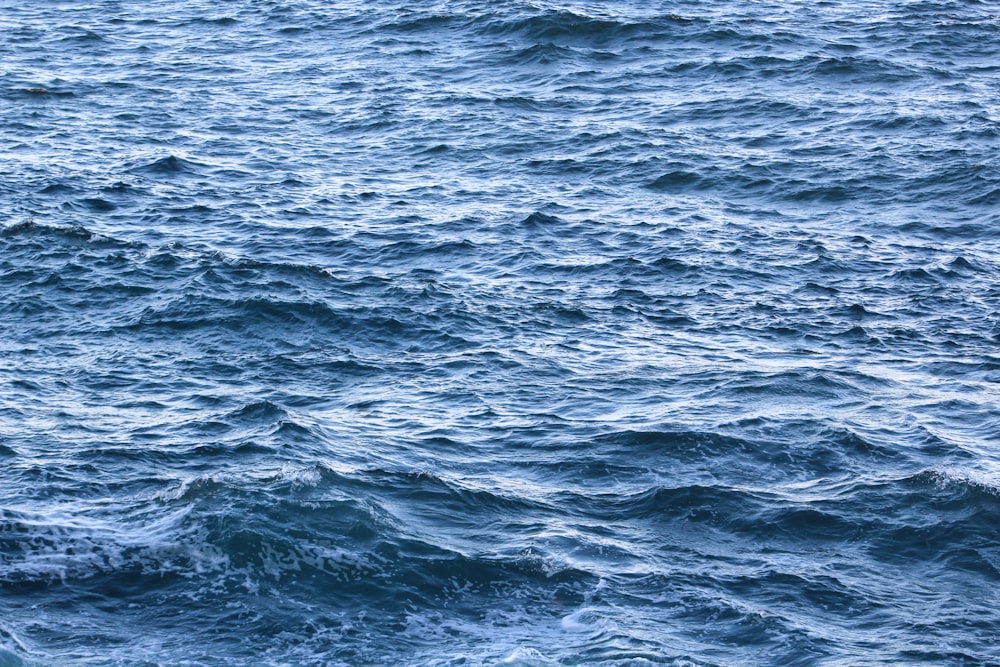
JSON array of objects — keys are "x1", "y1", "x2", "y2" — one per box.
[{"x1": 1, "y1": 1, "x2": 999, "y2": 665}]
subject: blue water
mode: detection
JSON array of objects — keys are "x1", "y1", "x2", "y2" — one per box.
[{"x1": 2, "y1": 1, "x2": 999, "y2": 665}]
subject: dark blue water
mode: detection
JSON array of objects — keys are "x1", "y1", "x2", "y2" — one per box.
[{"x1": 2, "y1": 1, "x2": 999, "y2": 664}]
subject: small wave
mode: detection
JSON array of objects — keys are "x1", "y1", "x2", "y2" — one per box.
[
  {"x1": 517, "y1": 211, "x2": 563, "y2": 232},
  {"x1": 37, "y1": 181, "x2": 76, "y2": 194},
  {"x1": 811, "y1": 54, "x2": 921, "y2": 82},
  {"x1": 0, "y1": 220, "x2": 94, "y2": 241},
  {"x1": 358, "y1": 467, "x2": 550, "y2": 519},
  {"x1": 186, "y1": 15, "x2": 240, "y2": 27},
  {"x1": 58, "y1": 28, "x2": 104, "y2": 43},
  {"x1": 890, "y1": 267, "x2": 941, "y2": 284},
  {"x1": 0, "y1": 220, "x2": 144, "y2": 254},
  {"x1": 477, "y1": 9, "x2": 667, "y2": 46},
  {"x1": 503, "y1": 43, "x2": 577, "y2": 66},
  {"x1": 130, "y1": 154, "x2": 204, "y2": 176},
  {"x1": 75, "y1": 197, "x2": 117, "y2": 212},
  {"x1": 376, "y1": 12, "x2": 458, "y2": 34},
  {"x1": 224, "y1": 399, "x2": 289, "y2": 424},
  {"x1": 646, "y1": 170, "x2": 704, "y2": 193},
  {"x1": 552, "y1": 482, "x2": 761, "y2": 530}
]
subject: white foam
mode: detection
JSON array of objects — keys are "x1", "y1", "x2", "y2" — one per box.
[
  {"x1": 279, "y1": 464, "x2": 322, "y2": 489},
  {"x1": 499, "y1": 646, "x2": 557, "y2": 666},
  {"x1": 560, "y1": 607, "x2": 599, "y2": 633}
]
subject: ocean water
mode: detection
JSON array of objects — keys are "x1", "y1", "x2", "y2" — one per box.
[{"x1": 1, "y1": 0, "x2": 999, "y2": 664}]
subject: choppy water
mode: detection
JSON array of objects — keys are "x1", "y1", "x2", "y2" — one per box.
[{"x1": 2, "y1": 1, "x2": 999, "y2": 665}]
